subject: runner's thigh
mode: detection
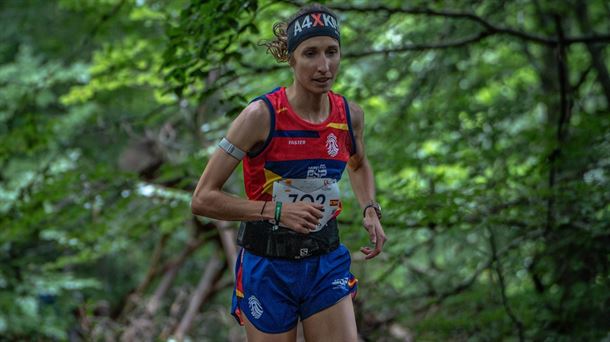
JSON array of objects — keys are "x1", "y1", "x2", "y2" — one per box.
[
  {"x1": 301, "y1": 295, "x2": 357, "y2": 342},
  {"x1": 242, "y1": 313, "x2": 298, "y2": 342}
]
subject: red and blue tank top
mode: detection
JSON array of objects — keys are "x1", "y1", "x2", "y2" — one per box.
[{"x1": 243, "y1": 87, "x2": 357, "y2": 201}]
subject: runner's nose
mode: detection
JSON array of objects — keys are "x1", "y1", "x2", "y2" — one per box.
[{"x1": 317, "y1": 55, "x2": 330, "y2": 73}]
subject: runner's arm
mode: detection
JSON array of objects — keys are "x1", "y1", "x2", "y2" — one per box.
[
  {"x1": 191, "y1": 100, "x2": 271, "y2": 221},
  {"x1": 346, "y1": 101, "x2": 387, "y2": 259},
  {"x1": 191, "y1": 101, "x2": 323, "y2": 233}
]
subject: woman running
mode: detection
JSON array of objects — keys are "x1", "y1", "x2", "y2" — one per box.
[{"x1": 191, "y1": 3, "x2": 386, "y2": 341}]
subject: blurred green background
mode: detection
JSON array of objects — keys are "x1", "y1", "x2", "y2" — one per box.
[{"x1": 1, "y1": 0, "x2": 609, "y2": 340}]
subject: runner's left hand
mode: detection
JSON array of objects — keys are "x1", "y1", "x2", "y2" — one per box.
[{"x1": 360, "y1": 211, "x2": 386, "y2": 260}]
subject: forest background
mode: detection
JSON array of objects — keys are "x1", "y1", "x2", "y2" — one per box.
[{"x1": 1, "y1": 0, "x2": 609, "y2": 341}]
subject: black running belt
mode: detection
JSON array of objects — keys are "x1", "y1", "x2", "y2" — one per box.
[{"x1": 237, "y1": 219, "x2": 340, "y2": 259}]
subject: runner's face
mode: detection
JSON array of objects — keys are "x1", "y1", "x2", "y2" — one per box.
[{"x1": 290, "y1": 36, "x2": 340, "y2": 94}]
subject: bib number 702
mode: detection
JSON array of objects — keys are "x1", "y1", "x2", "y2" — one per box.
[{"x1": 288, "y1": 193, "x2": 326, "y2": 205}]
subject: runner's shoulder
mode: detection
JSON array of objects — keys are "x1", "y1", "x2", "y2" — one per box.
[
  {"x1": 346, "y1": 100, "x2": 364, "y2": 128},
  {"x1": 228, "y1": 99, "x2": 271, "y2": 144},
  {"x1": 239, "y1": 101, "x2": 269, "y2": 124}
]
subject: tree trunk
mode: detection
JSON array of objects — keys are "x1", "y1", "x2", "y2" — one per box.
[{"x1": 172, "y1": 255, "x2": 225, "y2": 340}]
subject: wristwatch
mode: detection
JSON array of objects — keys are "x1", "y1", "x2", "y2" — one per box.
[{"x1": 362, "y1": 201, "x2": 382, "y2": 220}]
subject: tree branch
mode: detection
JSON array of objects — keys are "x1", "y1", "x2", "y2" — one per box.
[
  {"x1": 413, "y1": 229, "x2": 545, "y2": 313},
  {"x1": 116, "y1": 232, "x2": 170, "y2": 319},
  {"x1": 215, "y1": 220, "x2": 238, "y2": 276},
  {"x1": 280, "y1": 0, "x2": 610, "y2": 46},
  {"x1": 488, "y1": 227, "x2": 526, "y2": 341},
  {"x1": 571, "y1": 64, "x2": 593, "y2": 94},
  {"x1": 67, "y1": 0, "x2": 127, "y2": 63},
  {"x1": 555, "y1": 16, "x2": 572, "y2": 144},
  {"x1": 373, "y1": 236, "x2": 434, "y2": 283},
  {"x1": 172, "y1": 255, "x2": 225, "y2": 341},
  {"x1": 345, "y1": 31, "x2": 493, "y2": 58},
  {"x1": 575, "y1": 0, "x2": 610, "y2": 104}
]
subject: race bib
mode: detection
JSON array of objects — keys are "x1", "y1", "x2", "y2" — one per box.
[{"x1": 272, "y1": 178, "x2": 341, "y2": 232}]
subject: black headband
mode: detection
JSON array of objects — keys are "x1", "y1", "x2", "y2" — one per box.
[{"x1": 286, "y1": 10, "x2": 340, "y2": 54}]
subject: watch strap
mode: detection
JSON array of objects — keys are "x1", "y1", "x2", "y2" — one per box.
[{"x1": 362, "y1": 201, "x2": 382, "y2": 219}]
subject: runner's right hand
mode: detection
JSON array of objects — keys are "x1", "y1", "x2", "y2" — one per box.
[{"x1": 278, "y1": 202, "x2": 324, "y2": 234}]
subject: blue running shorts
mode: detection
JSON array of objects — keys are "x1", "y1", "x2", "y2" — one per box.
[{"x1": 231, "y1": 244, "x2": 358, "y2": 334}]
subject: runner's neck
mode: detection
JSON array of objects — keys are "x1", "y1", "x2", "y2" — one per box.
[{"x1": 285, "y1": 84, "x2": 330, "y2": 124}]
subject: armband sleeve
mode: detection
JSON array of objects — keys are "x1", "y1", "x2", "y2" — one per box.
[{"x1": 218, "y1": 137, "x2": 246, "y2": 161}]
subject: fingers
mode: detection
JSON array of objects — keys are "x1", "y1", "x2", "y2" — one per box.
[
  {"x1": 360, "y1": 245, "x2": 381, "y2": 260},
  {"x1": 293, "y1": 226, "x2": 311, "y2": 234},
  {"x1": 301, "y1": 205, "x2": 323, "y2": 229},
  {"x1": 363, "y1": 218, "x2": 376, "y2": 244},
  {"x1": 311, "y1": 204, "x2": 324, "y2": 218},
  {"x1": 360, "y1": 246, "x2": 381, "y2": 259},
  {"x1": 302, "y1": 215, "x2": 319, "y2": 231},
  {"x1": 365, "y1": 223, "x2": 377, "y2": 244},
  {"x1": 361, "y1": 223, "x2": 387, "y2": 260},
  {"x1": 285, "y1": 217, "x2": 316, "y2": 234},
  {"x1": 371, "y1": 229, "x2": 386, "y2": 259},
  {"x1": 281, "y1": 202, "x2": 324, "y2": 234}
]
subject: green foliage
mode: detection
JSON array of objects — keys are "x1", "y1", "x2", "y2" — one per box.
[
  {"x1": 1, "y1": 0, "x2": 609, "y2": 340},
  {"x1": 162, "y1": 0, "x2": 258, "y2": 99}
]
